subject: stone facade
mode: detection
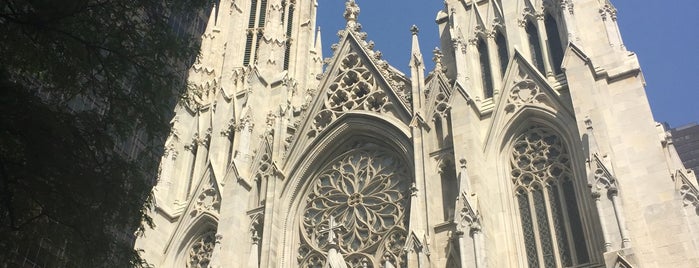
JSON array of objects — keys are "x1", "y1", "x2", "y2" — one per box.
[{"x1": 135, "y1": 0, "x2": 699, "y2": 267}]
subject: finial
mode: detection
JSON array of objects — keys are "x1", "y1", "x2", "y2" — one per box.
[
  {"x1": 410, "y1": 25, "x2": 419, "y2": 35},
  {"x1": 344, "y1": 0, "x2": 360, "y2": 29},
  {"x1": 433, "y1": 47, "x2": 444, "y2": 72}
]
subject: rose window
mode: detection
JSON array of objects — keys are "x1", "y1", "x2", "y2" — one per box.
[{"x1": 298, "y1": 148, "x2": 410, "y2": 268}]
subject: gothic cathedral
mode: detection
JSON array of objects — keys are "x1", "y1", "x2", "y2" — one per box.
[{"x1": 135, "y1": 0, "x2": 699, "y2": 267}]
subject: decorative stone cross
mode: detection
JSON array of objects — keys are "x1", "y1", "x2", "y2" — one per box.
[{"x1": 320, "y1": 215, "x2": 345, "y2": 246}]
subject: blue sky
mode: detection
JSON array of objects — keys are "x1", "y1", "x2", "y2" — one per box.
[{"x1": 316, "y1": 1, "x2": 699, "y2": 128}]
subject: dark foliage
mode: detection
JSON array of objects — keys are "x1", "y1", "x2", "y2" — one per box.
[{"x1": 0, "y1": 0, "x2": 209, "y2": 266}]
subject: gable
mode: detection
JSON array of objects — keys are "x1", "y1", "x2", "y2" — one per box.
[
  {"x1": 425, "y1": 72, "x2": 453, "y2": 119},
  {"x1": 283, "y1": 30, "x2": 413, "y2": 168},
  {"x1": 484, "y1": 50, "x2": 576, "y2": 152},
  {"x1": 162, "y1": 165, "x2": 221, "y2": 256}
]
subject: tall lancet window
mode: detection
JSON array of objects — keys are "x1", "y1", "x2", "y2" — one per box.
[
  {"x1": 545, "y1": 14, "x2": 565, "y2": 75},
  {"x1": 526, "y1": 21, "x2": 545, "y2": 74},
  {"x1": 477, "y1": 38, "x2": 494, "y2": 98},
  {"x1": 243, "y1": 0, "x2": 268, "y2": 66},
  {"x1": 297, "y1": 145, "x2": 411, "y2": 267},
  {"x1": 495, "y1": 31, "x2": 509, "y2": 77},
  {"x1": 283, "y1": 1, "x2": 295, "y2": 70},
  {"x1": 511, "y1": 125, "x2": 589, "y2": 268}
]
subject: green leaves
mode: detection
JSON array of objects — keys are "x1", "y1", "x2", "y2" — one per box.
[{"x1": 0, "y1": 0, "x2": 210, "y2": 266}]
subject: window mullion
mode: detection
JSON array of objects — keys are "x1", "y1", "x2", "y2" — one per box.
[
  {"x1": 556, "y1": 179, "x2": 578, "y2": 265},
  {"x1": 543, "y1": 183, "x2": 563, "y2": 267},
  {"x1": 528, "y1": 190, "x2": 546, "y2": 268}
]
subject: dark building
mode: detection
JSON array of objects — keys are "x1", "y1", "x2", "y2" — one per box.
[{"x1": 670, "y1": 123, "x2": 699, "y2": 177}]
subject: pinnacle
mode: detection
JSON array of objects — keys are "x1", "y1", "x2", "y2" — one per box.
[{"x1": 344, "y1": 0, "x2": 360, "y2": 30}]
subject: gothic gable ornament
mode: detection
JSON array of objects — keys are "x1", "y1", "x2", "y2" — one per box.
[
  {"x1": 307, "y1": 31, "x2": 412, "y2": 138},
  {"x1": 424, "y1": 72, "x2": 453, "y2": 119},
  {"x1": 284, "y1": 28, "x2": 414, "y2": 169},
  {"x1": 483, "y1": 50, "x2": 574, "y2": 151}
]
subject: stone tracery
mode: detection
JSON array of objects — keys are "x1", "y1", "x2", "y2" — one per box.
[
  {"x1": 298, "y1": 147, "x2": 410, "y2": 268},
  {"x1": 511, "y1": 125, "x2": 589, "y2": 267},
  {"x1": 187, "y1": 230, "x2": 217, "y2": 268},
  {"x1": 310, "y1": 52, "x2": 393, "y2": 137}
]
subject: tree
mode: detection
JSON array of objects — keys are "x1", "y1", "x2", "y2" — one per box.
[{"x1": 0, "y1": 0, "x2": 210, "y2": 266}]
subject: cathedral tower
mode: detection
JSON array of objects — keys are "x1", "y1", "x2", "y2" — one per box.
[{"x1": 136, "y1": 0, "x2": 699, "y2": 267}]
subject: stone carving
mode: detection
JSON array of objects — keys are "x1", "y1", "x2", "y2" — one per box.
[
  {"x1": 504, "y1": 68, "x2": 553, "y2": 113},
  {"x1": 298, "y1": 148, "x2": 410, "y2": 268},
  {"x1": 676, "y1": 170, "x2": 699, "y2": 209},
  {"x1": 457, "y1": 192, "x2": 481, "y2": 235},
  {"x1": 599, "y1": 0, "x2": 617, "y2": 21},
  {"x1": 589, "y1": 155, "x2": 618, "y2": 193},
  {"x1": 187, "y1": 230, "x2": 217, "y2": 268},
  {"x1": 432, "y1": 91, "x2": 450, "y2": 119},
  {"x1": 344, "y1": 0, "x2": 360, "y2": 30},
  {"x1": 309, "y1": 52, "x2": 393, "y2": 137},
  {"x1": 432, "y1": 48, "x2": 445, "y2": 74},
  {"x1": 190, "y1": 181, "x2": 220, "y2": 216},
  {"x1": 511, "y1": 125, "x2": 587, "y2": 267}
]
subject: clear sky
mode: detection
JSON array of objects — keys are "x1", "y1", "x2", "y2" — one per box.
[{"x1": 316, "y1": 0, "x2": 699, "y2": 128}]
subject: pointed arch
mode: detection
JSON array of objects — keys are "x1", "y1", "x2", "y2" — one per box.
[
  {"x1": 167, "y1": 213, "x2": 219, "y2": 268},
  {"x1": 504, "y1": 119, "x2": 592, "y2": 268},
  {"x1": 283, "y1": 0, "x2": 295, "y2": 70},
  {"x1": 438, "y1": 156, "x2": 459, "y2": 222},
  {"x1": 278, "y1": 114, "x2": 414, "y2": 268},
  {"x1": 525, "y1": 20, "x2": 545, "y2": 74},
  {"x1": 495, "y1": 30, "x2": 509, "y2": 78},
  {"x1": 477, "y1": 37, "x2": 494, "y2": 98},
  {"x1": 545, "y1": 13, "x2": 564, "y2": 75}
]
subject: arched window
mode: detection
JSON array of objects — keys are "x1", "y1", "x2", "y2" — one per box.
[
  {"x1": 439, "y1": 159, "x2": 459, "y2": 221},
  {"x1": 511, "y1": 125, "x2": 589, "y2": 267},
  {"x1": 298, "y1": 146, "x2": 411, "y2": 267},
  {"x1": 525, "y1": 21, "x2": 545, "y2": 74},
  {"x1": 283, "y1": 2, "x2": 295, "y2": 70},
  {"x1": 495, "y1": 31, "x2": 509, "y2": 77},
  {"x1": 243, "y1": 0, "x2": 268, "y2": 66},
  {"x1": 477, "y1": 38, "x2": 494, "y2": 98},
  {"x1": 186, "y1": 229, "x2": 217, "y2": 268},
  {"x1": 545, "y1": 14, "x2": 564, "y2": 75}
]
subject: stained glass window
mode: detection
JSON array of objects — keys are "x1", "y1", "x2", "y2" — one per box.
[
  {"x1": 298, "y1": 146, "x2": 411, "y2": 268},
  {"x1": 511, "y1": 125, "x2": 588, "y2": 267}
]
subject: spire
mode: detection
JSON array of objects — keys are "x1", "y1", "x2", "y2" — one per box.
[
  {"x1": 409, "y1": 25, "x2": 423, "y2": 68},
  {"x1": 207, "y1": 3, "x2": 218, "y2": 29},
  {"x1": 409, "y1": 25, "x2": 425, "y2": 112},
  {"x1": 199, "y1": 4, "x2": 219, "y2": 57},
  {"x1": 312, "y1": 27, "x2": 323, "y2": 79},
  {"x1": 344, "y1": 0, "x2": 360, "y2": 30},
  {"x1": 315, "y1": 27, "x2": 323, "y2": 60}
]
